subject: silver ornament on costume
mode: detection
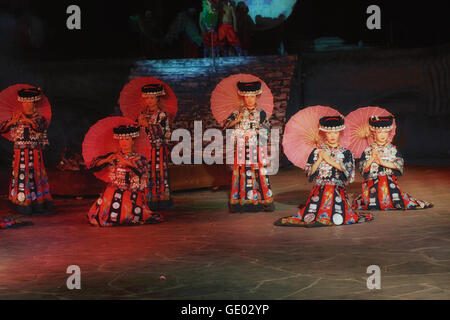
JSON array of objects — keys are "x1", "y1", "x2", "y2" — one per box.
[
  {"x1": 332, "y1": 214, "x2": 344, "y2": 225},
  {"x1": 304, "y1": 213, "x2": 315, "y2": 223}
]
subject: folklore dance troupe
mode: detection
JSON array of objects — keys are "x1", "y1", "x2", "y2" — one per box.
[{"x1": 0, "y1": 76, "x2": 433, "y2": 230}]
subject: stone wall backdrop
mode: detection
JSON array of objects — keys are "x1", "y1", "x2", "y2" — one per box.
[
  {"x1": 0, "y1": 55, "x2": 297, "y2": 171},
  {"x1": 2, "y1": 44, "x2": 450, "y2": 173},
  {"x1": 130, "y1": 55, "x2": 297, "y2": 136},
  {"x1": 0, "y1": 57, "x2": 135, "y2": 168},
  {"x1": 288, "y1": 43, "x2": 450, "y2": 164}
]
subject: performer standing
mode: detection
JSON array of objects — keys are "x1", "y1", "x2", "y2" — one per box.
[
  {"x1": 224, "y1": 80, "x2": 274, "y2": 213},
  {"x1": 235, "y1": 1, "x2": 254, "y2": 56},
  {"x1": 199, "y1": 0, "x2": 219, "y2": 57},
  {"x1": 0, "y1": 86, "x2": 52, "y2": 214},
  {"x1": 352, "y1": 116, "x2": 433, "y2": 210},
  {"x1": 275, "y1": 116, "x2": 373, "y2": 227},
  {"x1": 217, "y1": 0, "x2": 241, "y2": 56},
  {"x1": 86, "y1": 124, "x2": 163, "y2": 227},
  {"x1": 136, "y1": 84, "x2": 173, "y2": 211}
]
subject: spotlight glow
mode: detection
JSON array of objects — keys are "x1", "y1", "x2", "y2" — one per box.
[{"x1": 232, "y1": 0, "x2": 297, "y2": 28}]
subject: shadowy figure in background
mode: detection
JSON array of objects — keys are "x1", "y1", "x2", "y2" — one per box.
[
  {"x1": 57, "y1": 143, "x2": 85, "y2": 171},
  {"x1": 137, "y1": 10, "x2": 164, "y2": 59},
  {"x1": 217, "y1": 0, "x2": 241, "y2": 56},
  {"x1": 13, "y1": 8, "x2": 45, "y2": 58},
  {"x1": 235, "y1": 1, "x2": 254, "y2": 56},
  {"x1": 255, "y1": 14, "x2": 287, "y2": 55},
  {"x1": 165, "y1": 8, "x2": 202, "y2": 58},
  {"x1": 275, "y1": 14, "x2": 288, "y2": 56},
  {"x1": 199, "y1": 0, "x2": 219, "y2": 57}
]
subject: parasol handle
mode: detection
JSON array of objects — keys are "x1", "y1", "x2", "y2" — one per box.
[{"x1": 355, "y1": 125, "x2": 371, "y2": 139}]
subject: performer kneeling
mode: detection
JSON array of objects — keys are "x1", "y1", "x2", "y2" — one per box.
[
  {"x1": 87, "y1": 125, "x2": 163, "y2": 226},
  {"x1": 0, "y1": 87, "x2": 52, "y2": 214},
  {"x1": 275, "y1": 116, "x2": 373, "y2": 227},
  {"x1": 352, "y1": 116, "x2": 433, "y2": 210}
]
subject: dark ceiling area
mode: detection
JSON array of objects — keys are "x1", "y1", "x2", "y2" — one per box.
[{"x1": 1, "y1": 0, "x2": 449, "y2": 60}]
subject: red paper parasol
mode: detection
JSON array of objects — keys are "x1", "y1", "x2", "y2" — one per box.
[
  {"x1": 211, "y1": 73, "x2": 274, "y2": 126},
  {"x1": 82, "y1": 116, "x2": 151, "y2": 182},
  {"x1": 119, "y1": 77, "x2": 178, "y2": 121},
  {"x1": 343, "y1": 106, "x2": 396, "y2": 159},
  {"x1": 0, "y1": 84, "x2": 52, "y2": 141},
  {"x1": 283, "y1": 105, "x2": 346, "y2": 169}
]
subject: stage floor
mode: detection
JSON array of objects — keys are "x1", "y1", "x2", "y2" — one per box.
[{"x1": 0, "y1": 166, "x2": 449, "y2": 300}]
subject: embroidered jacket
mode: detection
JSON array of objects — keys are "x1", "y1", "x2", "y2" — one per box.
[
  {"x1": 90, "y1": 152, "x2": 149, "y2": 192},
  {"x1": 224, "y1": 107, "x2": 271, "y2": 144},
  {"x1": 305, "y1": 145, "x2": 355, "y2": 187},
  {"x1": 358, "y1": 143, "x2": 404, "y2": 180},
  {"x1": 0, "y1": 113, "x2": 48, "y2": 148},
  {"x1": 138, "y1": 110, "x2": 171, "y2": 145}
]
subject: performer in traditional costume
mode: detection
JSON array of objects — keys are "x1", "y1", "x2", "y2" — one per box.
[
  {"x1": 223, "y1": 80, "x2": 274, "y2": 213},
  {"x1": 135, "y1": 83, "x2": 173, "y2": 211},
  {"x1": 0, "y1": 86, "x2": 52, "y2": 214},
  {"x1": 275, "y1": 116, "x2": 373, "y2": 227},
  {"x1": 217, "y1": 0, "x2": 241, "y2": 56},
  {"x1": 352, "y1": 115, "x2": 433, "y2": 210},
  {"x1": 199, "y1": 0, "x2": 219, "y2": 57},
  {"x1": 86, "y1": 124, "x2": 163, "y2": 227},
  {"x1": 0, "y1": 218, "x2": 32, "y2": 229}
]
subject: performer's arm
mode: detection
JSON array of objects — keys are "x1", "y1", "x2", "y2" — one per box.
[
  {"x1": 231, "y1": 6, "x2": 237, "y2": 31},
  {"x1": 379, "y1": 159, "x2": 399, "y2": 170},
  {"x1": 30, "y1": 115, "x2": 47, "y2": 132},
  {"x1": 257, "y1": 110, "x2": 270, "y2": 142},
  {"x1": 363, "y1": 150, "x2": 376, "y2": 172},
  {"x1": 379, "y1": 147, "x2": 404, "y2": 175},
  {"x1": 223, "y1": 111, "x2": 241, "y2": 129},
  {"x1": 160, "y1": 112, "x2": 171, "y2": 141},
  {"x1": 0, "y1": 113, "x2": 21, "y2": 133},
  {"x1": 307, "y1": 149, "x2": 322, "y2": 176},
  {"x1": 0, "y1": 119, "x2": 13, "y2": 133},
  {"x1": 88, "y1": 153, "x2": 116, "y2": 171},
  {"x1": 358, "y1": 150, "x2": 371, "y2": 179},
  {"x1": 338, "y1": 150, "x2": 355, "y2": 183},
  {"x1": 128, "y1": 156, "x2": 148, "y2": 177},
  {"x1": 321, "y1": 151, "x2": 344, "y2": 172},
  {"x1": 137, "y1": 112, "x2": 148, "y2": 127}
]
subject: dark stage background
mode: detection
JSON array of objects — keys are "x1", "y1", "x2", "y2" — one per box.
[{"x1": 1, "y1": 0, "x2": 450, "y2": 171}]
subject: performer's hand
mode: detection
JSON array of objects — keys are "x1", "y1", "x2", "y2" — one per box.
[
  {"x1": 106, "y1": 153, "x2": 119, "y2": 163},
  {"x1": 20, "y1": 113, "x2": 32, "y2": 124},
  {"x1": 317, "y1": 150, "x2": 324, "y2": 160},
  {"x1": 138, "y1": 114, "x2": 148, "y2": 127},
  {"x1": 117, "y1": 155, "x2": 137, "y2": 168},
  {"x1": 228, "y1": 113, "x2": 243, "y2": 128},
  {"x1": 10, "y1": 112, "x2": 22, "y2": 125},
  {"x1": 372, "y1": 150, "x2": 382, "y2": 164},
  {"x1": 321, "y1": 152, "x2": 334, "y2": 165},
  {"x1": 126, "y1": 159, "x2": 138, "y2": 168},
  {"x1": 20, "y1": 113, "x2": 38, "y2": 129}
]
